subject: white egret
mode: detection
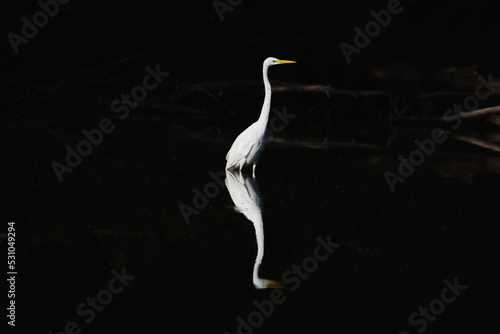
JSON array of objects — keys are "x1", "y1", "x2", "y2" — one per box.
[{"x1": 225, "y1": 57, "x2": 296, "y2": 176}]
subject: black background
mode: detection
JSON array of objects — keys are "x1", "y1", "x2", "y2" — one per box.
[{"x1": 2, "y1": 1, "x2": 500, "y2": 333}]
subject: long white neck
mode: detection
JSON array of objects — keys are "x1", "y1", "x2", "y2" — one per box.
[{"x1": 257, "y1": 63, "x2": 272, "y2": 125}]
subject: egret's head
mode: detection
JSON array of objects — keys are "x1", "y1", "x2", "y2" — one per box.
[{"x1": 265, "y1": 57, "x2": 297, "y2": 67}]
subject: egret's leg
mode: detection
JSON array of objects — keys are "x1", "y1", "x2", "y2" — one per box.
[{"x1": 252, "y1": 164, "x2": 256, "y2": 178}]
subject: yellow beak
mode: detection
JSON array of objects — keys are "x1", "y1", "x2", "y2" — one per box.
[{"x1": 276, "y1": 59, "x2": 297, "y2": 64}]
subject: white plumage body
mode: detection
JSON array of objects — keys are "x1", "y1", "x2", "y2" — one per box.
[
  {"x1": 225, "y1": 57, "x2": 295, "y2": 176},
  {"x1": 225, "y1": 122, "x2": 267, "y2": 171}
]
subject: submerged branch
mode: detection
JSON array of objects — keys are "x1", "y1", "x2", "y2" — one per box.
[
  {"x1": 457, "y1": 105, "x2": 500, "y2": 119},
  {"x1": 452, "y1": 134, "x2": 500, "y2": 153},
  {"x1": 188, "y1": 81, "x2": 479, "y2": 99}
]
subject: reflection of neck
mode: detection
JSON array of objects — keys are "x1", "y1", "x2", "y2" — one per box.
[
  {"x1": 252, "y1": 215, "x2": 264, "y2": 287},
  {"x1": 257, "y1": 64, "x2": 272, "y2": 126}
]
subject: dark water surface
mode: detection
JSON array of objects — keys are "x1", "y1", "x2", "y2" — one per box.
[
  {"x1": 4, "y1": 1, "x2": 500, "y2": 333},
  {"x1": 4, "y1": 95, "x2": 499, "y2": 333}
]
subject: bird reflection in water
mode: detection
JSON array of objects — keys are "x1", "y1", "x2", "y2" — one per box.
[{"x1": 225, "y1": 170, "x2": 284, "y2": 289}]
